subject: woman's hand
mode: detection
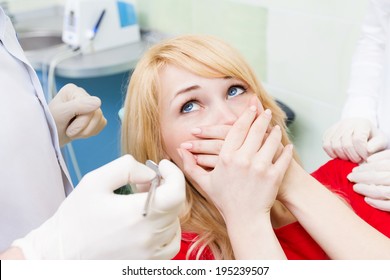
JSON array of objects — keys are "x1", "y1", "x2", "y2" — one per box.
[
  {"x1": 180, "y1": 124, "x2": 231, "y2": 169},
  {"x1": 179, "y1": 101, "x2": 293, "y2": 222},
  {"x1": 178, "y1": 100, "x2": 292, "y2": 259}
]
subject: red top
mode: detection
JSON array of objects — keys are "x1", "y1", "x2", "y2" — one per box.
[{"x1": 173, "y1": 159, "x2": 390, "y2": 260}]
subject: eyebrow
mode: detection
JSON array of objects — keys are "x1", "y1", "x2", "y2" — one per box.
[
  {"x1": 175, "y1": 85, "x2": 200, "y2": 96},
  {"x1": 174, "y1": 77, "x2": 233, "y2": 96},
  {"x1": 170, "y1": 77, "x2": 235, "y2": 106},
  {"x1": 169, "y1": 85, "x2": 200, "y2": 107}
]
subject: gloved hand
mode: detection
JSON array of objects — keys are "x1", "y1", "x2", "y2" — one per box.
[
  {"x1": 49, "y1": 83, "x2": 107, "y2": 147},
  {"x1": 323, "y1": 118, "x2": 388, "y2": 163},
  {"x1": 11, "y1": 155, "x2": 185, "y2": 259},
  {"x1": 347, "y1": 149, "x2": 390, "y2": 211}
]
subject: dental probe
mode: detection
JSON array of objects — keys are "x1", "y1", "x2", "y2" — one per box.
[{"x1": 143, "y1": 160, "x2": 161, "y2": 217}]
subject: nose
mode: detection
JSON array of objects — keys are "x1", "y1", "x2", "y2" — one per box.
[{"x1": 212, "y1": 102, "x2": 238, "y2": 125}]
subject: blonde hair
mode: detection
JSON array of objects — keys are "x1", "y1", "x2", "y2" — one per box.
[{"x1": 122, "y1": 34, "x2": 296, "y2": 259}]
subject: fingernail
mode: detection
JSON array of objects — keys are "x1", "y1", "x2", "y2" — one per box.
[
  {"x1": 287, "y1": 143, "x2": 293, "y2": 151},
  {"x1": 180, "y1": 142, "x2": 193, "y2": 149},
  {"x1": 264, "y1": 109, "x2": 272, "y2": 116},
  {"x1": 274, "y1": 125, "x2": 280, "y2": 130},
  {"x1": 250, "y1": 105, "x2": 257, "y2": 112},
  {"x1": 191, "y1": 128, "x2": 202, "y2": 135}
]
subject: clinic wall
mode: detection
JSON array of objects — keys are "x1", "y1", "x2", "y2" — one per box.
[
  {"x1": 136, "y1": 0, "x2": 369, "y2": 172},
  {"x1": 5, "y1": 0, "x2": 62, "y2": 13}
]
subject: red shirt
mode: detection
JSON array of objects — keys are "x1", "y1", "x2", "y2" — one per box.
[{"x1": 173, "y1": 159, "x2": 390, "y2": 260}]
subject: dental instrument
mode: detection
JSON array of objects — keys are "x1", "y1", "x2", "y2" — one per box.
[
  {"x1": 85, "y1": 9, "x2": 106, "y2": 41},
  {"x1": 143, "y1": 160, "x2": 161, "y2": 217}
]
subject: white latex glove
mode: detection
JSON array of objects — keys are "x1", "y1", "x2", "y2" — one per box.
[
  {"x1": 49, "y1": 83, "x2": 107, "y2": 147},
  {"x1": 323, "y1": 118, "x2": 388, "y2": 163},
  {"x1": 11, "y1": 155, "x2": 185, "y2": 259},
  {"x1": 347, "y1": 149, "x2": 390, "y2": 211}
]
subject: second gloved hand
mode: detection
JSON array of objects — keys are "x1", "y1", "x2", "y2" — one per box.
[
  {"x1": 49, "y1": 83, "x2": 107, "y2": 147},
  {"x1": 11, "y1": 155, "x2": 185, "y2": 259},
  {"x1": 348, "y1": 149, "x2": 390, "y2": 211},
  {"x1": 323, "y1": 118, "x2": 388, "y2": 163}
]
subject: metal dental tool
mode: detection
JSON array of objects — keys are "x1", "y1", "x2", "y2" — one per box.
[{"x1": 143, "y1": 160, "x2": 161, "y2": 217}]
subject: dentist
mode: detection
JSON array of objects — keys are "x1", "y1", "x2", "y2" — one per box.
[
  {"x1": 323, "y1": 0, "x2": 390, "y2": 211},
  {"x1": 0, "y1": 7, "x2": 184, "y2": 259}
]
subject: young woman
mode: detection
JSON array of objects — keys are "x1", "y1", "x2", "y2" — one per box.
[{"x1": 121, "y1": 34, "x2": 390, "y2": 259}]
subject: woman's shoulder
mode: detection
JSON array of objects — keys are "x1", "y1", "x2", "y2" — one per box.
[
  {"x1": 311, "y1": 158, "x2": 357, "y2": 182},
  {"x1": 311, "y1": 159, "x2": 390, "y2": 237},
  {"x1": 310, "y1": 159, "x2": 357, "y2": 200}
]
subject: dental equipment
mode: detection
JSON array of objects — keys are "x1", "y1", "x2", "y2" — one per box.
[
  {"x1": 62, "y1": 0, "x2": 140, "y2": 54},
  {"x1": 86, "y1": 9, "x2": 106, "y2": 41},
  {"x1": 143, "y1": 160, "x2": 161, "y2": 217}
]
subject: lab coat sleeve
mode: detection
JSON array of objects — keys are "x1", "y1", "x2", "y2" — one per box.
[{"x1": 341, "y1": 0, "x2": 390, "y2": 126}]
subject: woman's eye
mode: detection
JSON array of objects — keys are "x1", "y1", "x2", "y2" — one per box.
[
  {"x1": 227, "y1": 86, "x2": 246, "y2": 99},
  {"x1": 181, "y1": 101, "x2": 200, "y2": 113}
]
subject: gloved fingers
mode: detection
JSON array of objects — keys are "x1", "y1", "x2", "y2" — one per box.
[
  {"x1": 60, "y1": 83, "x2": 89, "y2": 99},
  {"x1": 66, "y1": 113, "x2": 92, "y2": 137},
  {"x1": 152, "y1": 221, "x2": 182, "y2": 260},
  {"x1": 56, "y1": 84, "x2": 102, "y2": 123},
  {"x1": 351, "y1": 131, "x2": 369, "y2": 161},
  {"x1": 367, "y1": 149, "x2": 390, "y2": 162},
  {"x1": 67, "y1": 96, "x2": 102, "y2": 116},
  {"x1": 364, "y1": 197, "x2": 390, "y2": 212},
  {"x1": 82, "y1": 155, "x2": 156, "y2": 192},
  {"x1": 352, "y1": 122, "x2": 372, "y2": 160},
  {"x1": 348, "y1": 170, "x2": 390, "y2": 185},
  {"x1": 353, "y1": 183, "x2": 390, "y2": 200},
  {"x1": 152, "y1": 159, "x2": 186, "y2": 213},
  {"x1": 103, "y1": 192, "x2": 148, "y2": 220},
  {"x1": 327, "y1": 125, "x2": 351, "y2": 161},
  {"x1": 341, "y1": 133, "x2": 363, "y2": 163},
  {"x1": 323, "y1": 145, "x2": 337, "y2": 159},
  {"x1": 367, "y1": 127, "x2": 388, "y2": 154},
  {"x1": 67, "y1": 110, "x2": 107, "y2": 138},
  {"x1": 353, "y1": 160, "x2": 390, "y2": 172},
  {"x1": 323, "y1": 119, "x2": 374, "y2": 162},
  {"x1": 331, "y1": 136, "x2": 349, "y2": 161},
  {"x1": 323, "y1": 126, "x2": 338, "y2": 159},
  {"x1": 133, "y1": 182, "x2": 152, "y2": 193},
  {"x1": 367, "y1": 135, "x2": 388, "y2": 155},
  {"x1": 343, "y1": 147, "x2": 363, "y2": 163}
]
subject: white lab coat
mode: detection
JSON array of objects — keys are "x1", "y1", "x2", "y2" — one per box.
[
  {"x1": 0, "y1": 8, "x2": 73, "y2": 252},
  {"x1": 342, "y1": 0, "x2": 390, "y2": 142}
]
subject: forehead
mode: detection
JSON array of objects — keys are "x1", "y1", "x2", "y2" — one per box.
[
  {"x1": 159, "y1": 64, "x2": 199, "y2": 81},
  {"x1": 158, "y1": 65, "x2": 240, "y2": 98},
  {"x1": 158, "y1": 64, "x2": 207, "y2": 96}
]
